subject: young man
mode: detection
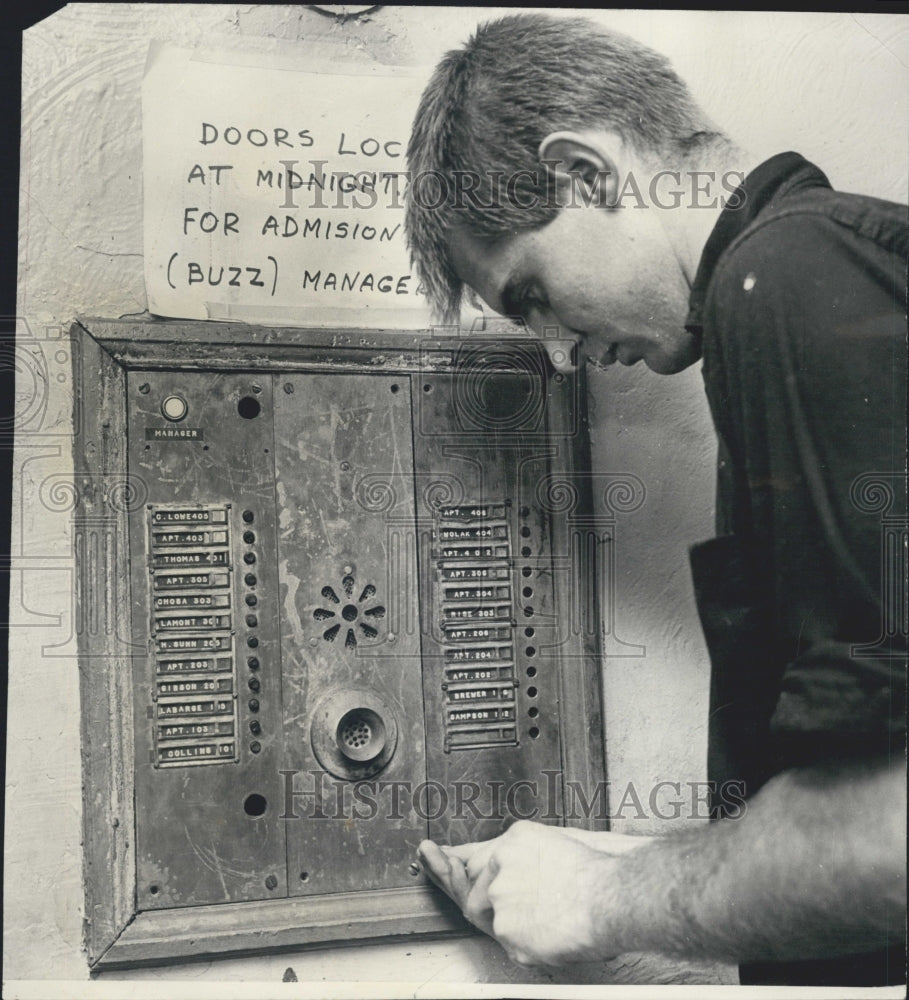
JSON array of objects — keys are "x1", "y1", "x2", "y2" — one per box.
[{"x1": 404, "y1": 14, "x2": 907, "y2": 986}]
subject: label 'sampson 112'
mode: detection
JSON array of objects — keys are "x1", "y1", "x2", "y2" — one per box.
[{"x1": 433, "y1": 503, "x2": 518, "y2": 750}]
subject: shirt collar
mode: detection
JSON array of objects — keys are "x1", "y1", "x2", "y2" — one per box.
[{"x1": 685, "y1": 152, "x2": 832, "y2": 334}]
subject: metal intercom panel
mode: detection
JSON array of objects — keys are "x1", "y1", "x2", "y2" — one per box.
[{"x1": 73, "y1": 320, "x2": 607, "y2": 967}]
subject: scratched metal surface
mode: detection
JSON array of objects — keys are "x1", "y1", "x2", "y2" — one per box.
[
  {"x1": 128, "y1": 370, "x2": 288, "y2": 909},
  {"x1": 275, "y1": 372, "x2": 427, "y2": 896},
  {"x1": 415, "y1": 361, "x2": 567, "y2": 847}
]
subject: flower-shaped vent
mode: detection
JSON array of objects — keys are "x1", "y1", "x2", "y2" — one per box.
[{"x1": 313, "y1": 572, "x2": 386, "y2": 649}]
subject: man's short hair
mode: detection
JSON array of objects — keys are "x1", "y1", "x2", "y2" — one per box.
[{"x1": 405, "y1": 13, "x2": 724, "y2": 322}]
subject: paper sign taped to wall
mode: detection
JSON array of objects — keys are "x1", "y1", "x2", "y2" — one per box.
[{"x1": 142, "y1": 43, "x2": 435, "y2": 328}]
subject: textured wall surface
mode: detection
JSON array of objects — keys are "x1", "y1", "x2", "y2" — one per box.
[{"x1": 7, "y1": 3, "x2": 907, "y2": 990}]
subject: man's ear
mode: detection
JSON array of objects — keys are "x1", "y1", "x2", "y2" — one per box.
[{"x1": 538, "y1": 131, "x2": 622, "y2": 208}]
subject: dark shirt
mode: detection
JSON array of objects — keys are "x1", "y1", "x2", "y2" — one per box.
[{"x1": 686, "y1": 152, "x2": 908, "y2": 986}]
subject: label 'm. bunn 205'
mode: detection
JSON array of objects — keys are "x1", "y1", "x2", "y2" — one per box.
[{"x1": 146, "y1": 504, "x2": 238, "y2": 767}]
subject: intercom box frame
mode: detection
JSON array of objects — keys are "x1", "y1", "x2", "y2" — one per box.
[{"x1": 71, "y1": 317, "x2": 608, "y2": 970}]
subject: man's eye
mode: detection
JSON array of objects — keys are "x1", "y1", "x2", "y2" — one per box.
[
  {"x1": 501, "y1": 280, "x2": 548, "y2": 324},
  {"x1": 520, "y1": 290, "x2": 549, "y2": 318}
]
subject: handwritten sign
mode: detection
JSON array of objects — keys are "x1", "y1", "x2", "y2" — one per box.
[{"x1": 142, "y1": 43, "x2": 434, "y2": 328}]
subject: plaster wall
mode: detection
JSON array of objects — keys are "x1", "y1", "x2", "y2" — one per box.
[{"x1": 6, "y1": 3, "x2": 907, "y2": 990}]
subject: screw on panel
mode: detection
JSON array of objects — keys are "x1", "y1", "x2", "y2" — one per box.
[
  {"x1": 284, "y1": 383, "x2": 294, "y2": 394},
  {"x1": 139, "y1": 383, "x2": 150, "y2": 394},
  {"x1": 265, "y1": 874, "x2": 278, "y2": 890},
  {"x1": 408, "y1": 862, "x2": 421, "y2": 876}
]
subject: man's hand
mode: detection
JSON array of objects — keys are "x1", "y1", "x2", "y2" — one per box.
[
  {"x1": 418, "y1": 762, "x2": 905, "y2": 968},
  {"x1": 417, "y1": 821, "x2": 651, "y2": 967}
]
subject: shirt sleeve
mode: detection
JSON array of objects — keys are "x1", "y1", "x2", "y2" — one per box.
[{"x1": 701, "y1": 205, "x2": 907, "y2": 767}]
